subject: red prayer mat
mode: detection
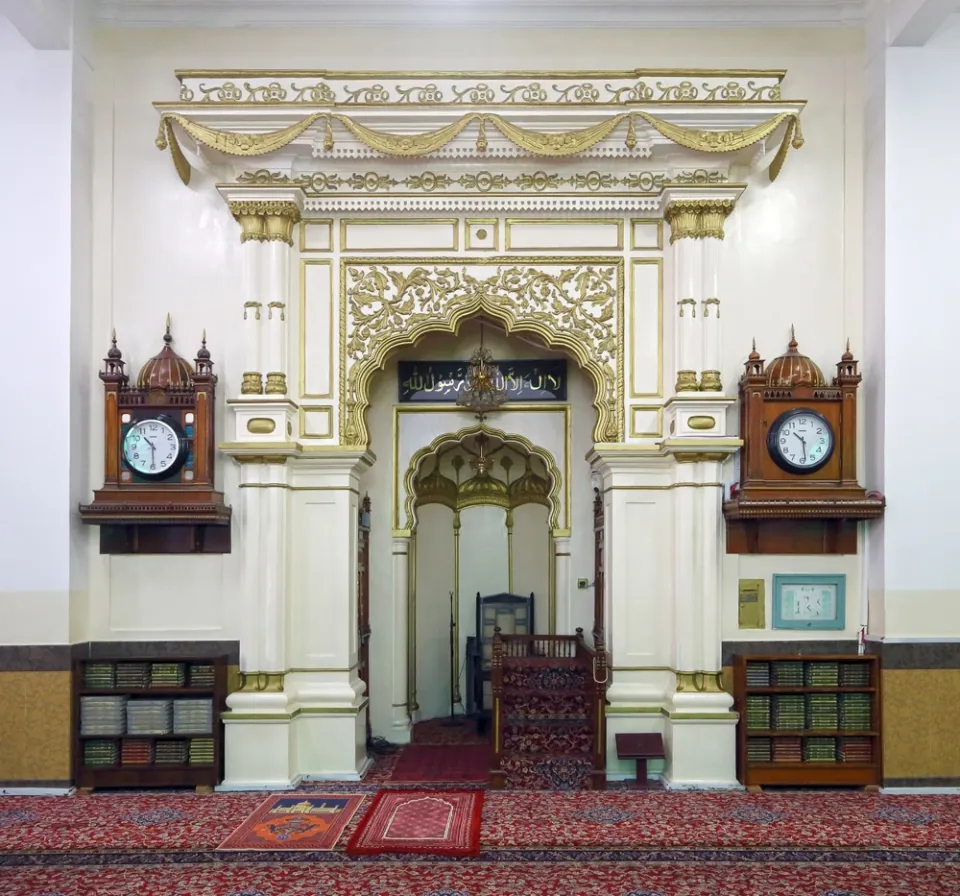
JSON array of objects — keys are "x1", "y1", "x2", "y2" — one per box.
[
  {"x1": 389, "y1": 743, "x2": 490, "y2": 783},
  {"x1": 346, "y1": 789, "x2": 483, "y2": 857},
  {"x1": 218, "y1": 794, "x2": 363, "y2": 851}
]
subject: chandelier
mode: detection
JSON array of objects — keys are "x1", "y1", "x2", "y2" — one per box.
[{"x1": 456, "y1": 321, "x2": 508, "y2": 417}]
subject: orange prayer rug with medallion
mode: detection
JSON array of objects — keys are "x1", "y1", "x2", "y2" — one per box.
[
  {"x1": 217, "y1": 794, "x2": 363, "y2": 851},
  {"x1": 346, "y1": 789, "x2": 483, "y2": 857}
]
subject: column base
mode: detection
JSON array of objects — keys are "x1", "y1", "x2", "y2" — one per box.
[
  {"x1": 662, "y1": 708, "x2": 741, "y2": 790},
  {"x1": 220, "y1": 688, "x2": 297, "y2": 790},
  {"x1": 390, "y1": 708, "x2": 413, "y2": 744}
]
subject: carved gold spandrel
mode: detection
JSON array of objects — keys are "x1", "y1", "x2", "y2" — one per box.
[{"x1": 340, "y1": 259, "x2": 623, "y2": 447}]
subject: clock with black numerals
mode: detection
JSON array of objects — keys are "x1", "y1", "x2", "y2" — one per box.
[
  {"x1": 766, "y1": 408, "x2": 835, "y2": 474},
  {"x1": 121, "y1": 415, "x2": 189, "y2": 481}
]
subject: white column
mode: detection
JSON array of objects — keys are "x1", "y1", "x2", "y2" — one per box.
[
  {"x1": 553, "y1": 535, "x2": 571, "y2": 635},
  {"x1": 260, "y1": 462, "x2": 289, "y2": 673},
  {"x1": 264, "y1": 237, "x2": 289, "y2": 396},
  {"x1": 673, "y1": 468, "x2": 701, "y2": 678},
  {"x1": 391, "y1": 536, "x2": 412, "y2": 740},
  {"x1": 666, "y1": 202, "x2": 702, "y2": 393},
  {"x1": 700, "y1": 237, "x2": 722, "y2": 393},
  {"x1": 240, "y1": 233, "x2": 265, "y2": 395},
  {"x1": 236, "y1": 461, "x2": 263, "y2": 674},
  {"x1": 698, "y1": 476, "x2": 723, "y2": 675}
]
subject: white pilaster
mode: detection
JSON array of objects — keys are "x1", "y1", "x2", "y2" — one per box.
[
  {"x1": 264, "y1": 239, "x2": 289, "y2": 396},
  {"x1": 700, "y1": 235, "x2": 723, "y2": 392},
  {"x1": 391, "y1": 536, "x2": 412, "y2": 741},
  {"x1": 240, "y1": 238, "x2": 264, "y2": 396},
  {"x1": 553, "y1": 535, "x2": 571, "y2": 636}
]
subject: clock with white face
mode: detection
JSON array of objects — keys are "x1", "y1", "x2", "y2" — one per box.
[
  {"x1": 121, "y1": 416, "x2": 187, "y2": 481},
  {"x1": 766, "y1": 408, "x2": 835, "y2": 474}
]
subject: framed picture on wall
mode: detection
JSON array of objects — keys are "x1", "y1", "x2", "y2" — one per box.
[{"x1": 772, "y1": 574, "x2": 846, "y2": 631}]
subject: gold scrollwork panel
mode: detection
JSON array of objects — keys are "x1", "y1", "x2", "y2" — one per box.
[{"x1": 340, "y1": 257, "x2": 624, "y2": 447}]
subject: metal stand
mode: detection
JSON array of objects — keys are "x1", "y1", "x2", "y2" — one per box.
[{"x1": 442, "y1": 589, "x2": 463, "y2": 727}]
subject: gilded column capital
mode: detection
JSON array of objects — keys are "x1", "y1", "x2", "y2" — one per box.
[
  {"x1": 229, "y1": 199, "x2": 302, "y2": 245},
  {"x1": 664, "y1": 199, "x2": 736, "y2": 242}
]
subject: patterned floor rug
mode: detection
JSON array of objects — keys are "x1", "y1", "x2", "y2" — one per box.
[
  {"x1": 217, "y1": 793, "x2": 364, "y2": 851},
  {"x1": 4, "y1": 860, "x2": 959, "y2": 895},
  {"x1": 346, "y1": 789, "x2": 484, "y2": 857},
  {"x1": 390, "y1": 744, "x2": 490, "y2": 783},
  {"x1": 2, "y1": 789, "x2": 958, "y2": 856}
]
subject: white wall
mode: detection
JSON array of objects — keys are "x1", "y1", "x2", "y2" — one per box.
[
  {"x1": 865, "y1": 43, "x2": 960, "y2": 637},
  {"x1": 0, "y1": 14, "x2": 80, "y2": 645}
]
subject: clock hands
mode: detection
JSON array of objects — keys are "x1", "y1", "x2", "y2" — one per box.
[{"x1": 793, "y1": 431, "x2": 807, "y2": 462}]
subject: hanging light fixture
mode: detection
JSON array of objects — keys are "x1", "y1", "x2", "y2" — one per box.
[{"x1": 456, "y1": 319, "x2": 508, "y2": 418}]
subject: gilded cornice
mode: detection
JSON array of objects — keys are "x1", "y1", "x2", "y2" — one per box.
[
  {"x1": 664, "y1": 199, "x2": 737, "y2": 242},
  {"x1": 172, "y1": 70, "x2": 785, "y2": 107},
  {"x1": 156, "y1": 109, "x2": 804, "y2": 187}
]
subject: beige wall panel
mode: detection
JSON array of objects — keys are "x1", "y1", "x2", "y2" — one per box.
[
  {"x1": 341, "y1": 219, "x2": 459, "y2": 252},
  {"x1": 300, "y1": 259, "x2": 334, "y2": 399},
  {"x1": 631, "y1": 219, "x2": 663, "y2": 250},
  {"x1": 630, "y1": 258, "x2": 663, "y2": 398},
  {"x1": 506, "y1": 219, "x2": 623, "y2": 251}
]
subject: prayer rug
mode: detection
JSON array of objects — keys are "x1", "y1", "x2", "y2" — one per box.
[
  {"x1": 389, "y1": 743, "x2": 490, "y2": 783},
  {"x1": 346, "y1": 788, "x2": 483, "y2": 856},
  {"x1": 217, "y1": 794, "x2": 363, "y2": 851}
]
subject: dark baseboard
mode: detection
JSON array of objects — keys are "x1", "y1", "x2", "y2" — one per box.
[
  {"x1": 722, "y1": 640, "x2": 859, "y2": 666},
  {"x1": 883, "y1": 777, "x2": 960, "y2": 788},
  {"x1": 0, "y1": 640, "x2": 240, "y2": 672},
  {"x1": 0, "y1": 780, "x2": 72, "y2": 790}
]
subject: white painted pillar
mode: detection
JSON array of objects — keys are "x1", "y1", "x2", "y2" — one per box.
[
  {"x1": 668, "y1": 206, "x2": 703, "y2": 393},
  {"x1": 239, "y1": 230, "x2": 265, "y2": 396},
  {"x1": 553, "y1": 535, "x2": 571, "y2": 636},
  {"x1": 260, "y1": 462, "x2": 289, "y2": 674},
  {"x1": 391, "y1": 536, "x2": 412, "y2": 741},
  {"x1": 264, "y1": 238, "x2": 290, "y2": 396},
  {"x1": 698, "y1": 475, "x2": 723, "y2": 675},
  {"x1": 673, "y1": 467, "x2": 701, "y2": 677},
  {"x1": 700, "y1": 235, "x2": 723, "y2": 393}
]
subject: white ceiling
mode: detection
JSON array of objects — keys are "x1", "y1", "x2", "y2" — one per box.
[{"x1": 94, "y1": 0, "x2": 869, "y2": 29}]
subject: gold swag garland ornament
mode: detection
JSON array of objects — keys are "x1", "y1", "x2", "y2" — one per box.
[{"x1": 156, "y1": 110, "x2": 803, "y2": 185}]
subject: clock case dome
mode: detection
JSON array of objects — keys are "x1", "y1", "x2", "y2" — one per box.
[
  {"x1": 79, "y1": 320, "x2": 231, "y2": 554},
  {"x1": 723, "y1": 331, "x2": 884, "y2": 555}
]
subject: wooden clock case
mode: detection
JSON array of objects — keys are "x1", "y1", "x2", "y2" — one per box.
[
  {"x1": 723, "y1": 332, "x2": 884, "y2": 555},
  {"x1": 79, "y1": 323, "x2": 232, "y2": 554}
]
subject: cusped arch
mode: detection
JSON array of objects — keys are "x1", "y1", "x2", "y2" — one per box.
[
  {"x1": 340, "y1": 259, "x2": 623, "y2": 446},
  {"x1": 402, "y1": 423, "x2": 563, "y2": 532}
]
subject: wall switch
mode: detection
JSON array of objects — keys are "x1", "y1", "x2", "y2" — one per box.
[{"x1": 577, "y1": 578, "x2": 589, "y2": 590}]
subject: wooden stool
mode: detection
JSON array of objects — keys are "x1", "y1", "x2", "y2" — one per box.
[{"x1": 616, "y1": 733, "x2": 665, "y2": 789}]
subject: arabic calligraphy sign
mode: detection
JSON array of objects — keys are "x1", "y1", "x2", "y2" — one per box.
[{"x1": 398, "y1": 360, "x2": 567, "y2": 404}]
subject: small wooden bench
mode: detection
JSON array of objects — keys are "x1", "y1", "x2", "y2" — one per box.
[{"x1": 616, "y1": 733, "x2": 665, "y2": 789}]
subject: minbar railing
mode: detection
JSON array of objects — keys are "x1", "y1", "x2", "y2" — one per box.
[{"x1": 490, "y1": 627, "x2": 609, "y2": 789}]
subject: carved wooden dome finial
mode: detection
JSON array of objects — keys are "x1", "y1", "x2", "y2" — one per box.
[
  {"x1": 764, "y1": 327, "x2": 826, "y2": 389},
  {"x1": 136, "y1": 316, "x2": 195, "y2": 390}
]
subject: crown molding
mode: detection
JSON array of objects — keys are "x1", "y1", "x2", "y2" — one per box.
[{"x1": 96, "y1": 0, "x2": 867, "y2": 30}]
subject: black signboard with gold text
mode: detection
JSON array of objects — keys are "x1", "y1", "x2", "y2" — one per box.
[{"x1": 398, "y1": 360, "x2": 567, "y2": 403}]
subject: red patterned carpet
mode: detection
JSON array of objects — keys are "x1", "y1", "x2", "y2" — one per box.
[
  {"x1": 390, "y1": 743, "x2": 490, "y2": 783},
  {"x1": 2, "y1": 788, "x2": 960, "y2": 894}
]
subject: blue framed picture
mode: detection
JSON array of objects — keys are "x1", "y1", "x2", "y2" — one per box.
[{"x1": 772, "y1": 574, "x2": 846, "y2": 631}]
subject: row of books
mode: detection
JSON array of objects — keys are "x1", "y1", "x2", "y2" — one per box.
[
  {"x1": 745, "y1": 661, "x2": 871, "y2": 688},
  {"x1": 80, "y1": 697, "x2": 214, "y2": 736},
  {"x1": 746, "y1": 736, "x2": 873, "y2": 764},
  {"x1": 82, "y1": 738, "x2": 216, "y2": 767},
  {"x1": 745, "y1": 694, "x2": 872, "y2": 731},
  {"x1": 83, "y1": 662, "x2": 216, "y2": 690}
]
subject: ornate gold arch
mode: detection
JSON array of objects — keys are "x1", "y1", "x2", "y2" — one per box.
[
  {"x1": 340, "y1": 257, "x2": 624, "y2": 446},
  {"x1": 402, "y1": 423, "x2": 563, "y2": 532}
]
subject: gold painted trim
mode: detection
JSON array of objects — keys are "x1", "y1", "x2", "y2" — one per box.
[
  {"x1": 611, "y1": 666, "x2": 675, "y2": 672},
  {"x1": 287, "y1": 663, "x2": 360, "y2": 673},
  {"x1": 299, "y1": 217, "x2": 334, "y2": 252},
  {"x1": 341, "y1": 256, "x2": 623, "y2": 446},
  {"x1": 465, "y1": 218, "x2": 499, "y2": 251},
  {"x1": 629, "y1": 257, "x2": 664, "y2": 398},
  {"x1": 339, "y1": 218, "x2": 460, "y2": 252},
  {"x1": 687, "y1": 415, "x2": 717, "y2": 430},
  {"x1": 504, "y1": 218, "x2": 624, "y2": 252},
  {"x1": 394, "y1": 406, "x2": 570, "y2": 532},
  {"x1": 604, "y1": 705, "x2": 663, "y2": 714},
  {"x1": 299, "y1": 258, "x2": 335, "y2": 399},
  {"x1": 630, "y1": 218, "x2": 664, "y2": 251},
  {"x1": 663, "y1": 711, "x2": 738, "y2": 721},
  {"x1": 299, "y1": 405, "x2": 335, "y2": 440},
  {"x1": 629, "y1": 405, "x2": 664, "y2": 439},
  {"x1": 247, "y1": 417, "x2": 277, "y2": 435},
  {"x1": 174, "y1": 67, "x2": 788, "y2": 81},
  {"x1": 602, "y1": 482, "x2": 723, "y2": 492}
]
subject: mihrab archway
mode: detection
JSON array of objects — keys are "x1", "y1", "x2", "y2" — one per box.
[{"x1": 340, "y1": 257, "x2": 624, "y2": 446}]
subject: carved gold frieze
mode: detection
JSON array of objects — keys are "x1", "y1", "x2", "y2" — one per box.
[
  {"x1": 174, "y1": 71, "x2": 784, "y2": 107},
  {"x1": 664, "y1": 199, "x2": 737, "y2": 242},
  {"x1": 341, "y1": 259, "x2": 623, "y2": 447},
  {"x1": 156, "y1": 110, "x2": 803, "y2": 187}
]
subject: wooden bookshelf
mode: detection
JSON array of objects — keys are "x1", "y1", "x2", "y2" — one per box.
[
  {"x1": 733, "y1": 653, "x2": 882, "y2": 789},
  {"x1": 72, "y1": 654, "x2": 227, "y2": 792}
]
